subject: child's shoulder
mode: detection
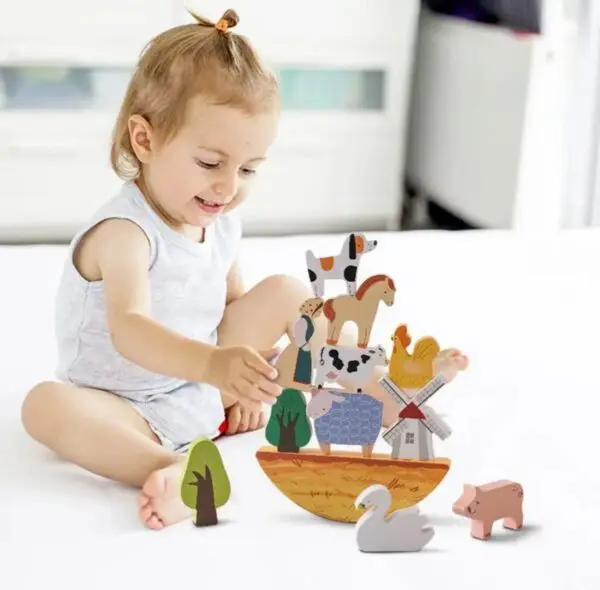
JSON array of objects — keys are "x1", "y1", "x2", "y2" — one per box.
[
  {"x1": 67, "y1": 182, "x2": 158, "y2": 256},
  {"x1": 82, "y1": 182, "x2": 146, "y2": 227}
]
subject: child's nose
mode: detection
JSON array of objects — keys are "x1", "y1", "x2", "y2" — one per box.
[{"x1": 212, "y1": 171, "x2": 238, "y2": 199}]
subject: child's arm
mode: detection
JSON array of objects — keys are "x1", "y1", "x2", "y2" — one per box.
[{"x1": 85, "y1": 219, "x2": 279, "y2": 405}]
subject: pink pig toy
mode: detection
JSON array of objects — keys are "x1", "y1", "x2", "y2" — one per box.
[{"x1": 452, "y1": 480, "x2": 524, "y2": 540}]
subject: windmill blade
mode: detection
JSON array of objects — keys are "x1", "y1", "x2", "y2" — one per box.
[
  {"x1": 412, "y1": 373, "x2": 448, "y2": 407},
  {"x1": 379, "y1": 375, "x2": 411, "y2": 406},
  {"x1": 382, "y1": 418, "x2": 409, "y2": 445},
  {"x1": 421, "y1": 405, "x2": 452, "y2": 440}
]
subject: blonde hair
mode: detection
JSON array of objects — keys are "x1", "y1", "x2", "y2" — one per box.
[{"x1": 110, "y1": 7, "x2": 279, "y2": 180}]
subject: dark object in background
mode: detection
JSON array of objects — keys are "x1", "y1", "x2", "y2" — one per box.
[
  {"x1": 424, "y1": 0, "x2": 498, "y2": 23},
  {"x1": 423, "y1": 0, "x2": 541, "y2": 34},
  {"x1": 428, "y1": 201, "x2": 478, "y2": 231}
]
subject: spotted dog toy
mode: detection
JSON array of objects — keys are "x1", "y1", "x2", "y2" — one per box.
[{"x1": 305, "y1": 232, "x2": 378, "y2": 298}]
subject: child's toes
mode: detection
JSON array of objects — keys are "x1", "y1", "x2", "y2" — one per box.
[
  {"x1": 139, "y1": 504, "x2": 155, "y2": 524},
  {"x1": 137, "y1": 492, "x2": 151, "y2": 509},
  {"x1": 147, "y1": 514, "x2": 164, "y2": 530}
]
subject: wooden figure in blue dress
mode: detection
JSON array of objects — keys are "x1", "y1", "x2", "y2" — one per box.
[{"x1": 273, "y1": 297, "x2": 324, "y2": 391}]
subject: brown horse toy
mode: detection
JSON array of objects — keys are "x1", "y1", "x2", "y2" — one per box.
[{"x1": 323, "y1": 274, "x2": 396, "y2": 348}]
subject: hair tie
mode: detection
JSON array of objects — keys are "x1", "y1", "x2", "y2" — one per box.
[{"x1": 215, "y1": 18, "x2": 229, "y2": 32}]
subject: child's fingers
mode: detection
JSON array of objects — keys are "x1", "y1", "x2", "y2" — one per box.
[
  {"x1": 261, "y1": 347, "x2": 281, "y2": 364},
  {"x1": 237, "y1": 371, "x2": 278, "y2": 403},
  {"x1": 226, "y1": 405, "x2": 241, "y2": 434},
  {"x1": 244, "y1": 348, "x2": 278, "y2": 380},
  {"x1": 232, "y1": 392, "x2": 262, "y2": 413},
  {"x1": 258, "y1": 411, "x2": 266, "y2": 429},
  {"x1": 241, "y1": 363, "x2": 281, "y2": 398},
  {"x1": 238, "y1": 407, "x2": 251, "y2": 433},
  {"x1": 249, "y1": 409, "x2": 262, "y2": 431},
  {"x1": 256, "y1": 376, "x2": 281, "y2": 397}
]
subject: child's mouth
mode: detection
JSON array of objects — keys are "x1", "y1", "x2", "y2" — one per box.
[{"x1": 194, "y1": 196, "x2": 225, "y2": 214}]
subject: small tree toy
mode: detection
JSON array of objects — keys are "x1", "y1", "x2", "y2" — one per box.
[
  {"x1": 265, "y1": 388, "x2": 312, "y2": 453},
  {"x1": 180, "y1": 438, "x2": 231, "y2": 527}
]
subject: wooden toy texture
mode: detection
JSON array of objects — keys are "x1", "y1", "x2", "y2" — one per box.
[
  {"x1": 305, "y1": 232, "x2": 378, "y2": 298},
  {"x1": 311, "y1": 391, "x2": 383, "y2": 457},
  {"x1": 355, "y1": 484, "x2": 435, "y2": 552},
  {"x1": 180, "y1": 438, "x2": 231, "y2": 527},
  {"x1": 257, "y1": 233, "x2": 466, "y2": 526},
  {"x1": 323, "y1": 274, "x2": 396, "y2": 348},
  {"x1": 265, "y1": 388, "x2": 312, "y2": 453},
  {"x1": 452, "y1": 480, "x2": 524, "y2": 540},
  {"x1": 256, "y1": 446, "x2": 450, "y2": 523},
  {"x1": 314, "y1": 344, "x2": 387, "y2": 392},
  {"x1": 274, "y1": 297, "x2": 324, "y2": 392}
]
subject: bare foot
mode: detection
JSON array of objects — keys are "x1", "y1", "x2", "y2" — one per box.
[{"x1": 138, "y1": 460, "x2": 192, "y2": 530}]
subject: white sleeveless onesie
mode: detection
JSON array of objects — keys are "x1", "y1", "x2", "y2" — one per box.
[{"x1": 54, "y1": 181, "x2": 241, "y2": 449}]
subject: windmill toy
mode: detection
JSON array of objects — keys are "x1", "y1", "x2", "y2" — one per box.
[{"x1": 380, "y1": 372, "x2": 451, "y2": 461}]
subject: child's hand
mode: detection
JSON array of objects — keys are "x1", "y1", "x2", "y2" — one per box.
[
  {"x1": 433, "y1": 348, "x2": 469, "y2": 382},
  {"x1": 208, "y1": 345, "x2": 281, "y2": 407},
  {"x1": 225, "y1": 402, "x2": 266, "y2": 434}
]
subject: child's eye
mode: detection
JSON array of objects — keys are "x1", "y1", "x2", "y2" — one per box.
[
  {"x1": 240, "y1": 168, "x2": 256, "y2": 177},
  {"x1": 194, "y1": 158, "x2": 219, "y2": 170}
]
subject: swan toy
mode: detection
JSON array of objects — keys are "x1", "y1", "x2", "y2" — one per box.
[{"x1": 354, "y1": 484, "x2": 435, "y2": 553}]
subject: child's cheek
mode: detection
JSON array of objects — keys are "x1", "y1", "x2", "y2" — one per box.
[{"x1": 225, "y1": 188, "x2": 248, "y2": 212}]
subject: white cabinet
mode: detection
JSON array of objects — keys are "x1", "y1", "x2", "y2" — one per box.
[
  {"x1": 0, "y1": 0, "x2": 175, "y2": 64},
  {"x1": 405, "y1": 6, "x2": 574, "y2": 230},
  {"x1": 0, "y1": 0, "x2": 420, "y2": 240},
  {"x1": 239, "y1": 117, "x2": 402, "y2": 233},
  {"x1": 0, "y1": 113, "x2": 121, "y2": 240}
]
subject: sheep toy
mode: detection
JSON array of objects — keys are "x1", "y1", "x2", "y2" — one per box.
[{"x1": 308, "y1": 390, "x2": 383, "y2": 458}]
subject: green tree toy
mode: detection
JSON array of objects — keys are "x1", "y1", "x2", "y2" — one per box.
[
  {"x1": 180, "y1": 438, "x2": 231, "y2": 527},
  {"x1": 265, "y1": 388, "x2": 312, "y2": 453}
]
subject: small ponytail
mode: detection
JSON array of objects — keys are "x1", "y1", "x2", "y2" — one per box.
[
  {"x1": 215, "y1": 9, "x2": 240, "y2": 32},
  {"x1": 186, "y1": 7, "x2": 239, "y2": 32}
]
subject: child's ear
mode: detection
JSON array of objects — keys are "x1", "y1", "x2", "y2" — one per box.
[{"x1": 128, "y1": 114, "x2": 155, "y2": 164}]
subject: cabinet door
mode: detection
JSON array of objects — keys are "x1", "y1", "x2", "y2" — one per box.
[
  {"x1": 0, "y1": 0, "x2": 175, "y2": 63},
  {"x1": 0, "y1": 152, "x2": 119, "y2": 229},
  {"x1": 0, "y1": 65, "x2": 131, "y2": 111},
  {"x1": 239, "y1": 131, "x2": 401, "y2": 233},
  {"x1": 276, "y1": 66, "x2": 385, "y2": 112},
  {"x1": 0, "y1": 113, "x2": 119, "y2": 232}
]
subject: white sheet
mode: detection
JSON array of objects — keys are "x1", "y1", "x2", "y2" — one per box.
[{"x1": 1, "y1": 229, "x2": 599, "y2": 589}]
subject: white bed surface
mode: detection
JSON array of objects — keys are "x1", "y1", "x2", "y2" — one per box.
[{"x1": 1, "y1": 228, "x2": 599, "y2": 589}]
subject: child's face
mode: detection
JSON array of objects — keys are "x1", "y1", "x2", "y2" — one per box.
[{"x1": 138, "y1": 94, "x2": 279, "y2": 230}]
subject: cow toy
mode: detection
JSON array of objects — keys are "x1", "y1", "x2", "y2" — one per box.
[{"x1": 315, "y1": 344, "x2": 388, "y2": 392}]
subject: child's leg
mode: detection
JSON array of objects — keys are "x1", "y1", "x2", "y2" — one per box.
[
  {"x1": 21, "y1": 381, "x2": 187, "y2": 529},
  {"x1": 21, "y1": 381, "x2": 179, "y2": 485},
  {"x1": 216, "y1": 274, "x2": 314, "y2": 431},
  {"x1": 218, "y1": 274, "x2": 310, "y2": 352}
]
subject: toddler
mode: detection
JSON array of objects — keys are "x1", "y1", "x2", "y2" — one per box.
[{"x1": 20, "y1": 8, "x2": 324, "y2": 530}]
